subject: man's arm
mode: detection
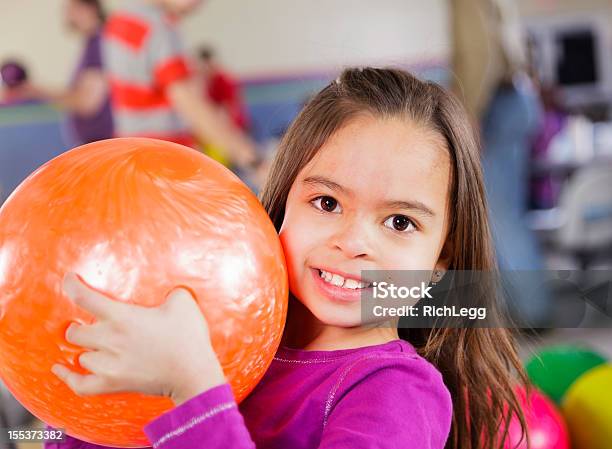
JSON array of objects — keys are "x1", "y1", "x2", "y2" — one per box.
[
  {"x1": 32, "y1": 69, "x2": 108, "y2": 116},
  {"x1": 167, "y1": 78, "x2": 257, "y2": 168}
]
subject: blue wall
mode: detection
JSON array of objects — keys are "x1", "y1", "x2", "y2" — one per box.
[{"x1": 0, "y1": 104, "x2": 69, "y2": 205}]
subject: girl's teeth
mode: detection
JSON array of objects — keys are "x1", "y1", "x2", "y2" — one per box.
[
  {"x1": 318, "y1": 270, "x2": 369, "y2": 290},
  {"x1": 344, "y1": 279, "x2": 360, "y2": 289},
  {"x1": 331, "y1": 274, "x2": 344, "y2": 287}
]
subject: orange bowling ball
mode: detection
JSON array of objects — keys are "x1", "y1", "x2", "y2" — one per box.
[{"x1": 0, "y1": 138, "x2": 288, "y2": 447}]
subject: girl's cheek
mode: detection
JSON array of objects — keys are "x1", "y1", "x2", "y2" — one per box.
[
  {"x1": 279, "y1": 220, "x2": 306, "y2": 270},
  {"x1": 382, "y1": 239, "x2": 439, "y2": 271},
  {"x1": 281, "y1": 208, "x2": 318, "y2": 249}
]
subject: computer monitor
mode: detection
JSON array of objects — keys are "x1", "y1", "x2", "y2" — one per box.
[{"x1": 526, "y1": 14, "x2": 612, "y2": 109}]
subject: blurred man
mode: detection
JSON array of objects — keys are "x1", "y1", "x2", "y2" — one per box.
[
  {"x1": 196, "y1": 46, "x2": 250, "y2": 167},
  {"x1": 104, "y1": 0, "x2": 256, "y2": 169},
  {"x1": 33, "y1": 0, "x2": 113, "y2": 145},
  {"x1": 451, "y1": 0, "x2": 551, "y2": 328},
  {"x1": 199, "y1": 46, "x2": 250, "y2": 132}
]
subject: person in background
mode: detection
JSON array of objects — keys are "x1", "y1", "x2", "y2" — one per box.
[
  {"x1": 0, "y1": 60, "x2": 33, "y2": 105},
  {"x1": 530, "y1": 84, "x2": 568, "y2": 209},
  {"x1": 103, "y1": 0, "x2": 256, "y2": 170},
  {"x1": 198, "y1": 45, "x2": 250, "y2": 132},
  {"x1": 451, "y1": 0, "x2": 552, "y2": 328},
  {"x1": 195, "y1": 45, "x2": 251, "y2": 169},
  {"x1": 30, "y1": 0, "x2": 113, "y2": 145}
]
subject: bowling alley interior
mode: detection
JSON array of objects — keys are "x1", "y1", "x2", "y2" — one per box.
[{"x1": 1, "y1": 1, "x2": 612, "y2": 449}]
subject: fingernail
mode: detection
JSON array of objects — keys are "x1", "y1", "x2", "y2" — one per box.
[
  {"x1": 51, "y1": 364, "x2": 65, "y2": 377},
  {"x1": 65, "y1": 322, "x2": 77, "y2": 339}
]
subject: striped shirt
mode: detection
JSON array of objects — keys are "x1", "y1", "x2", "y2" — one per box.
[{"x1": 103, "y1": 3, "x2": 194, "y2": 146}]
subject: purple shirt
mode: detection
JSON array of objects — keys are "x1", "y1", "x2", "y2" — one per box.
[
  {"x1": 67, "y1": 32, "x2": 114, "y2": 145},
  {"x1": 45, "y1": 339, "x2": 452, "y2": 448}
]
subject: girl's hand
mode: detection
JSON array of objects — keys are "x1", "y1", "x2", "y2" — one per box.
[{"x1": 52, "y1": 273, "x2": 227, "y2": 405}]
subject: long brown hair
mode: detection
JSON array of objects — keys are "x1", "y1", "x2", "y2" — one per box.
[{"x1": 259, "y1": 67, "x2": 528, "y2": 449}]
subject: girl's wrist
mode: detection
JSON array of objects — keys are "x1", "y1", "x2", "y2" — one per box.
[{"x1": 170, "y1": 359, "x2": 227, "y2": 406}]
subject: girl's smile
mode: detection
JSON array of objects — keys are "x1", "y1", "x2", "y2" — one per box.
[{"x1": 310, "y1": 266, "x2": 374, "y2": 304}]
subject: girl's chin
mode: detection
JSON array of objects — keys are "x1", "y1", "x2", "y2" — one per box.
[
  {"x1": 308, "y1": 302, "x2": 364, "y2": 328},
  {"x1": 287, "y1": 287, "x2": 364, "y2": 327}
]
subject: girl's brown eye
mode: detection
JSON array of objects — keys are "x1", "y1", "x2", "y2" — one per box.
[
  {"x1": 312, "y1": 196, "x2": 340, "y2": 213},
  {"x1": 384, "y1": 215, "x2": 416, "y2": 233}
]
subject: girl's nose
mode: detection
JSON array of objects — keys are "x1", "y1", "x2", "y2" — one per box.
[{"x1": 329, "y1": 218, "x2": 373, "y2": 259}]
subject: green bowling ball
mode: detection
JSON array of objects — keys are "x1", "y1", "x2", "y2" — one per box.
[{"x1": 525, "y1": 345, "x2": 607, "y2": 404}]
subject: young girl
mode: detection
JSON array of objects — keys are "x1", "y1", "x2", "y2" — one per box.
[{"x1": 47, "y1": 68, "x2": 527, "y2": 449}]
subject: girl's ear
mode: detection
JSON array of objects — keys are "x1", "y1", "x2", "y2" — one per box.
[
  {"x1": 432, "y1": 240, "x2": 452, "y2": 284},
  {"x1": 434, "y1": 239, "x2": 454, "y2": 272}
]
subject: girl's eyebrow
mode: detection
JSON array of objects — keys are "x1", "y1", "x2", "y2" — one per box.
[
  {"x1": 302, "y1": 175, "x2": 436, "y2": 218},
  {"x1": 302, "y1": 176, "x2": 347, "y2": 194},
  {"x1": 382, "y1": 200, "x2": 436, "y2": 218}
]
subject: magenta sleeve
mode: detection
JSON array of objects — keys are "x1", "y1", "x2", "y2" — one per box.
[{"x1": 144, "y1": 383, "x2": 256, "y2": 449}]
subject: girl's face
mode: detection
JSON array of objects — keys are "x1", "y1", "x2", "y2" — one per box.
[{"x1": 279, "y1": 115, "x2": 452, "y2": 327}]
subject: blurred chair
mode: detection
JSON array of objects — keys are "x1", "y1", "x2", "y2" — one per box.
[
  {"x1": 556, "y1": 164, "x2": 612, "y2": 268},
  {"x1": 0, "y1": 383, "x2": 32, "y2": 427},
  {"x1": 0, "y1": 381, "x2": 33, "y2": 449}
]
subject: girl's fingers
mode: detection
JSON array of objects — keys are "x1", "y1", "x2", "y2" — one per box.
[
  {"x1": 77, "y1": 350, "x2": 117, "y2": 377},
  {"x1": 63, "y1": 272, "x2": 127, "y2": 320},
  {"x1": 65, "y1": 322, "x2": 111, "y2": 351},
  {"x1": 164, "y1": 287, "x2": 197, "y2": 308},
  {"x1": 164, "y1": 287, "x2": 210, "y2": 330},
  {"x1": 51, "y1": 364, "x2": 108, "y2": 396}
]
